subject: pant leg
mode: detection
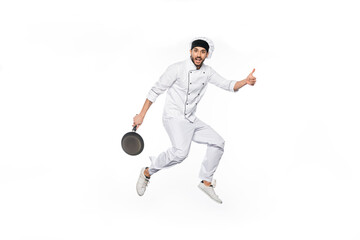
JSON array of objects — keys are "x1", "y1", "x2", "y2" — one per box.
[
  {"x1": 148, "y1": 117, "x2": 196, "y2": 175},
  {"x1": 192, "y1": 119, "x2": 225, "y2": 182}
]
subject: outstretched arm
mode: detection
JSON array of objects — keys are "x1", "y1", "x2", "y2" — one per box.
[{"x1": 233, "y1": 68, "x2": 257, "y2": 91}]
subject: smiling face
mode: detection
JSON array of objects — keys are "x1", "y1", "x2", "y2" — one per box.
[{"x1": 190, "y1": 46, "x2": 209, "y2": 69}]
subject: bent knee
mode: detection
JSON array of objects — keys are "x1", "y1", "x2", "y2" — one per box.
[
  {"x1": 219, "y1": 139, "x2": 225, "y2": 150},
  {"x1": 213, "y1": 138, "x2": 225, "y2": 150},
  {"x1": 173, "y1": 148, "x2": 189, "y2": 162}
]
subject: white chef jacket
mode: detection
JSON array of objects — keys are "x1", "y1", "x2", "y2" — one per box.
[{"x1": 147, "y1": 57, "x2": 237, "y2": 123}]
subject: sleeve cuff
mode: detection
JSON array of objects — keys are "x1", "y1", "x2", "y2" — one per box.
[
  {"x1": 147, "y1": 89, "x2": 158, "y2": 103},
  {"x1": 229, "y1": 80, "x2": 237, "y2": 92}
]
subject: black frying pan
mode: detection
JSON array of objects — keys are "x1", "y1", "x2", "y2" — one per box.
[{"x1": 121, "y1": 125, "x2": 144, "y2": 156}]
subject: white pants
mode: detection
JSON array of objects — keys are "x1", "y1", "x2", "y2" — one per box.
[{"x1": 148, "y1": 117, "x2": 225, "y2": 182}]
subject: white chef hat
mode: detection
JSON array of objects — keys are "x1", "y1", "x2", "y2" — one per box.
[{"x1": 189, "y1": 37, "x2": 215, "y2": 59}]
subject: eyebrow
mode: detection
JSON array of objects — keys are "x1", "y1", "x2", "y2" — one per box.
[{"x1": 194, "y1": 47, "x2": 206, "y2": 52}]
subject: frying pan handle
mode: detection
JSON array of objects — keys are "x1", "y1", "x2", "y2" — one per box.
[{"x1": 132, "y1": 125, "x2": 137, "y2": 132}]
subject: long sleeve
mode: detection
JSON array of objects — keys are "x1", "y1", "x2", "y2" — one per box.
[
  {"x1": 208, "y1": 67, "x2": 237, "y2": 92},
  {"x1": 147, "y1": 64, "x2": 178, "y2": 103}
]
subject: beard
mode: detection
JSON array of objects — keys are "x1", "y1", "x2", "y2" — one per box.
[{"x1": 190, "y1": 55, "x2": 205, "y2": 68}]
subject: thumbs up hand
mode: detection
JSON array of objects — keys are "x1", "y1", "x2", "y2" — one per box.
[{"x1": 246, "y1": 68, "x2": 256, "y2": 86}]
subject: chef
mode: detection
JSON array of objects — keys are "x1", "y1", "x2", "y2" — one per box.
[{"x1": 133, "y1": 37, "x2": 256, "y2": 203}]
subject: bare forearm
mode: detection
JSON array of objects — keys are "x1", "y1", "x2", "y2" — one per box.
[
  {"x1": 139, "y1": 98, "x2": 153, "y2": 117},
  {"x1": 133, "y1": 98, "x2": 152, "y2": 130},
  {"x1": 233, "y1": 79, "x2": 247, "y2": 92}
]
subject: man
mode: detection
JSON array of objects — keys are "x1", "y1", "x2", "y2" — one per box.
[{"x1": 133, "y1": 37, "x2": 256, "y2": 204}]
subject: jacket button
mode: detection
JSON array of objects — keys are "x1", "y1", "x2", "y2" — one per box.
[
  {"x1": 203, "y1": 72, "x2": 205, "y2": 74},
  {"x1": 202, "y1": 83, "x2": 204, "y2": 85},
  {"x1": 190, "y1": 82, "x2": 192, "y2": 84},
  {"x1": 186, "y1": 103, "x2": 188, "y2": 105}
]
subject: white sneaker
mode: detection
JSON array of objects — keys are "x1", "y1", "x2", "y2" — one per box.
[
  {"x1": 136, "y1": 167, "x2": 150, "y2": 196},
  {"x1": 198, "y1": 179, "x2": 222, "y2": 204}
]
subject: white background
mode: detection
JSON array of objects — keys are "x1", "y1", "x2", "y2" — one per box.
[{"x1": 1, "y1": 0, "x2": 359, "y2": 239}]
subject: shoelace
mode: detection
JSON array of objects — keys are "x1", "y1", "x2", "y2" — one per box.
[
  {"x1": 208, "y1": 180, "x2": 220, "y2": 199},
  {"x1": 142, "y1": 177, "x2": 150, "y2": 187},
  {"x1": 210, "y1": 188, "x2": 220, "y2": 199},
  {"x1": 206, "y1": 186, "x2": 220, "y2": 199}
]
